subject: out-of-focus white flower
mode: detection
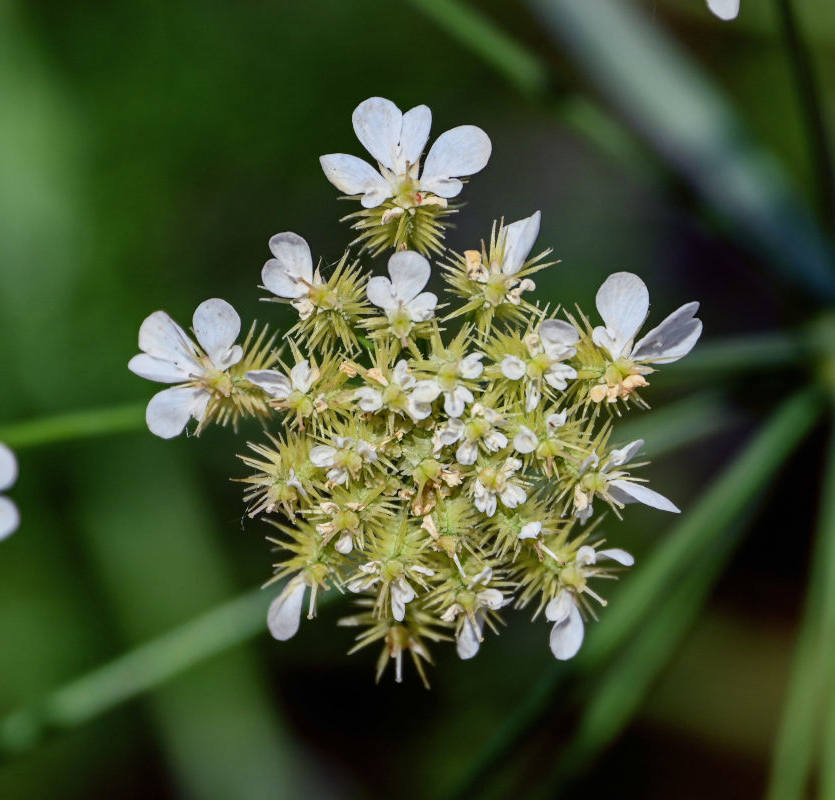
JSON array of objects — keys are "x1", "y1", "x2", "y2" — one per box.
[
  {"x1": 367, "y1": 251, "x2": 438, "y2": 339},
  {"x1": 573, "y1": 439, "x2": 679, "y2": 523},
  {"x1": 592, "y1": 272, "x2": 702, "y2": 367},
  {"x1": 309, "y1": 436, "x2": 377, "y2": 485},
  {"x1": 0, "y1": 443, "x2": 19, "y2": 541},
  {"x1": 547, "y1": 546, "x2": 634, "y2": 660},
  {"x1": 320, "y1": 97, "x2": 491, "y2": 209},
  {"x1": 128, "y1": 299, "x2": 243, "y2": 439},
  {"x1": 707, "y1": 0, "x2": 739, "y2": 20}
]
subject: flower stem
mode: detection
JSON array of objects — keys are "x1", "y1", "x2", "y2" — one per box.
[
  {"x1": 0, "y1": 402, "x2": 145, "y2": 449},
  {"x1": 767, "y1": 415, "x2": 835, "y2": 800},
  {"x1": 442, "y1": 387, "x2": 822, "y2": 800}
]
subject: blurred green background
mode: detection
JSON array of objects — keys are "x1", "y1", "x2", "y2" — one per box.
[{"x1": 1, "y1": 0, "x2": 835, "y2": 797}]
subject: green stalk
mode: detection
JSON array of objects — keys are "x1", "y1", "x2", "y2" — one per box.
[
  {"x1": 768, "y1": 420, "x2": 835, "y2": 799},
  {"x1": 0, "y1": 402, "x2": 145, "y2": 449},
  {"x1": 442, "y1": 388, "x2": 822, "y2": 799}
]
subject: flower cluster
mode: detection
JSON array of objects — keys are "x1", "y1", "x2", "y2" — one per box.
[{"x1": 129, "y1": 96, "x2": 702, "y2": 686}]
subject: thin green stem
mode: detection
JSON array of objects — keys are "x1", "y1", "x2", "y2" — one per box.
[
  {"x1": 443, "y1": 387, "x2": 822, "y2": 800},
  {"x1": 768, "y1": 418, "x2": 835, "y2": 799},
  {"x1": 0, "y1": 402, "x2": 145, "y2": 449},
  {"x1": 775, "y1": 0, "x2": 835, "y2": 228}
]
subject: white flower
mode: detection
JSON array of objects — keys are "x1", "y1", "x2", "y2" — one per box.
[
  {"x1": 592, "y1": 272, "x2": 702, "y2": 366},
  {"x1": 309, "y1": 436, "x2": 377, "y2": 485},
  {"x1": 416, "y1": 352, "x2": 484, "y2": 418},
  {"x1": 320, "y1": 96, "x2": 491, "y2": 209},
  {"x1": 518, "y1": 521, "x2": 542, "y2": 540},
  {"x1": 707, "y1": 0, "x2": 739, "y2": 20},
  {"x1": 573, "y1": 439, "x2": 680, "y2": 522},
  {"x1": 514, "y1": 411, "x2": 566, "y2": 455},
  {"x1": 0, "y1": 443, "x2": 19, "y2": 541},
  {"x1": 267, "y1": 574, "x2": 311, "y2": 641},
  {"x1": 500, "y1": 320, "x2": 579, "y2": 411},
  {"x1": 546, "y1": 547, "x2": 634, "y2": 660},
  {"x1": 440, "y1": 567, "x2": 508, "y2": 659},
  {"x1": 347, "y1": 561, "x2": 434, "y2": 621},
  {"x1": 128, "y1": 298, "x2": 243, "y2": 439},
  {"x1": 261, "y1": 232, "x2": 323, "y2": 320},
  {"x1": 247, "y1": 360, "x2": 317, "y2": 400},
  {"x1": 367, "y1": 250, "x2": 438, "y2": 338},
  {"x1": 434, "y1": 404, "x2": 507, "y2": 465},
  {"x1": 473, "y1": 457, "x2": 527, "y2": 517}
]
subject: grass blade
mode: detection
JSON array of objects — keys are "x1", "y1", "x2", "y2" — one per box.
[{"x1": 768, "y1": 419, "x2": 835, "y2": 800}]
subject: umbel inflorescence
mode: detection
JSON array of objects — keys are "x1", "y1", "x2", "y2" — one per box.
[{"x1": 129, "y1": 97, "x2": 702, "y2": 686}]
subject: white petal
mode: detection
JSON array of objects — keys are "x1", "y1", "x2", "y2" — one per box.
[
  {"x1": 525, "y1": 382, "x2": 541, "y2": 412},
  {"x1": 390, "y1": 578, "x2": 414, "y2": 621},
  {"x1": 326, "y1": 466, "x2": 349, "y2": 485},
  {"x1": 631, "y1": 302, "x2": 702, "y2": 364},
  {"x1": 500, "y1": 483, "x2": 527, "y2": 508},
  {"x1": 597, "y1": 548, "x2": 635, "y2": 566},
  {"x1": 436, "y1": 418, "x2": 465, "y2": 446},
  {"x1": 549, "y1": 602, "x2": 584, "y2": 660},
  {"x1": 128, "y1": 353, "x2": 195, "y2": 383},
  {"x1": 145, "y1": 386, "x2": 209, "y2": 439},
  {"x1": 0, "y1": 444, "x2": 17, "y2": 491},
  {"x1": 0, "y1": 496, "x2": 19, "y2": 541},
  {"x1": 544, "y1": 363, "x2": 577, "y2": 390},
  {"x1": 545, "y1": 590, "x2": 574, "y2": 622},
  {"x1": 456, "y1": 440, "x2": 478, "y2": 466},
  {"x1": 546, "y1": 411, "x2": 567, "y2": 431},
  {"x1": 354, "y1": 387, "x2": 383, "y2": 412},
  {"x1": 519, "y1": 521, "x2": 542, "y2": 540},
  {"x1": 501, "y1": 355, "x2": 526, "y2": 380},
  {"x1": 475, "y1": 491, "x2": 497, "y2": 517},
  {"x1": 457, "y1": 614, "x2": 483, "y2": 660},
  {"x1": 335, "y1": 532, "x2": 354, "y2": 554},
  {"x1": 397, "y1": 104, "x2": 432, "y2": 172},
  {"x1": 412, "y1": 379, "x2": 441, "y2": 403},
  {"x1": 267, "y1": 576, "x2": 307, "y2": 641},
  {"x1": 484, "y1": 430, "x2": 507, "y2": 452},
  {"x1": 707, "y1": 0, "x2": 739, "y2": 20},
  {"x1": 309, "y1": 445, "x2": 337, "y2": 467},
  {"x1": 607, "y1": 439, "x2": 644, "y2": 468},
  {"x1": 592, "y1": 272, "x2": 649, "y2": 359},
  {"x1": 366, "y1": 276, "x2": 397, "y2": 312},
  {"x1": 319, "y1": 154, "x2": 392, "y2": 208},
  {"x1": 193, "y1": 298, "x2": 242, "y2": 370},
  {"x1": 420, "y1": 125, "x2": 491, "y2": 198},
  {"x1": 459, "y1": 353, "x2": 484, "y2": 380},
  {"x1": 575, "y1": 545, "x2": 597, "y2": 567},
  {"x1": 388, "y1": 250, "x2": 430, "y2": 303},
  {"x1": 352, "y1": 96, "x2": 401, "y2": 171},
  {"x1": 608, "y1": 479, "x2": 680, "y2": 513},
  {"x1": 406, "y1": 292, "x2": 438, "y2": 322},
  {"x1": 137, "y1": 311, "x2": 201, "y2": 371},
  {"x1": 539, "y1": 319, "x2": 580, "y2": 356},
  {"x1": 246, "y1": 370, "x2": 292, "y2": 399},
  {"x1": 407, "y1": 398, "x2": 432, "y2": 421},
  {"x1": 393, "y1": 360, "x2": 413, "y2": 387},
  {"x1": 501, "y1": 210, "x2": 541, "y2": 275},
  {"x1": 478, "y1": 588, "x2": 505, "y2": 610},
  {"x1": 263, "y1": 232, "x2": 314, "y2": 299},
  {"x1": 513, "y1": 426, "x2": 538, "y2": 454},
  {"x1": 355, "y1": 440, "x2": 377, "y2": 462},
  {"x1": 444, "y1": 386, "x2": 473, "y2": 418}
]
